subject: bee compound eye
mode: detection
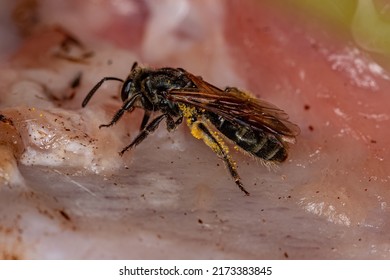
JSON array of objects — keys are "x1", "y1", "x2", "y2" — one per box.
[{"x1": 121, "y1": 79, "x2": 133, "y2": 101}]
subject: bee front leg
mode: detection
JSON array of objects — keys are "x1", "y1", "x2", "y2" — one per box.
[
  {"x1": 99, "y1": 93, "x2": 141, "y2": 129},
  {"x1": 119, "y1": 113, "x2": 167, "y2": 156},
  {"x1": 189, "y1": 120, "x2": 250, "y2": 196}
]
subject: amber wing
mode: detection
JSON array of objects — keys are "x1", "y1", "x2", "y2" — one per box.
[{"x1": 168, "y1": 71, "x2": 300, "y2": 143}]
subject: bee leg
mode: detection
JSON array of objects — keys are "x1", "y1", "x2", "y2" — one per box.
[
  {"x1": 140, "y1": 110, "x2": 151, "y2": 131},
  {"x1": 119, "y1": 114, "x2": 167, "y2": 156},
  {"x1": 166, "y1": 115, "x2": 183, "y2": 132},
  {"x1": 175, "y1": 115, "x2": 183, "y2": 126},
  {"x1": 190, "y1": 121, "x2": 250, "y2": 196},
  {"x1": 99, "y1": 93, "x2": 141, "y2": 128}
]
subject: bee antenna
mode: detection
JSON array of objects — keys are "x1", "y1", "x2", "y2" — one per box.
[
  {"x1": 131, "y1": 62, "x2": 138, "y2": 70},
  {"x1": 82, "y1": 77, "x2": 124, "y2": 107}
]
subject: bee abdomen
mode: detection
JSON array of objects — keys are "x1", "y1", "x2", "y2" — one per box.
[{"x1": 208, "y1": 113, "x2": 287, "y2": 162}]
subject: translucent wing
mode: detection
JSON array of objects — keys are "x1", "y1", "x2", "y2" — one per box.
[{"x1": 168, "y1": 71, "x2": 300, "y2": 143}]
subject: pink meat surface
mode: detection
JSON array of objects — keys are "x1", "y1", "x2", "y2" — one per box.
[{"x1": 0, "y1": 0, "x2": 389, "y2": 259}]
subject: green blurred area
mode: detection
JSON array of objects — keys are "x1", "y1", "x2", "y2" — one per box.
[
  {"x1": 278, "y1": 0, "x2": 390, "y2": 56},
  {"x1": 290, "y1": 0, "x2": 357, "y2": 27}
]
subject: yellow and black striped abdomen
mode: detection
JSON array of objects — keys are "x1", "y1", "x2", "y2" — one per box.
[{"x1": 207, "y1": 112, "x2": 288, "y2": 162}]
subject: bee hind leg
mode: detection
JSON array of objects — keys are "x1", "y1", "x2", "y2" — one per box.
[{"x1": 189, "y1": 120, "x2": 250, "y2": 196}]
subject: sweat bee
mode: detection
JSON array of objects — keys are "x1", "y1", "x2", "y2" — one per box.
[{"x1": 82, "y1": 62, "x2": 300, "y2": 196}]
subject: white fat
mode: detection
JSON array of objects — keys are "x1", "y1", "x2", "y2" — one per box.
[
  {"x1": 327, "y1": 46, "x2": 390, "y2": 91},
  {"x1": 0, "y1": 146, "x2": 25, "y2": 187},
  {"x1": 142, "y1": 0, "x2": 243, "y2": 87},
  {"x1": 1, "y1": 0, "x2": 389, "y2": 260},
  {"x1": 17, "y1": 108, "x2": 126, "y2": 173}
]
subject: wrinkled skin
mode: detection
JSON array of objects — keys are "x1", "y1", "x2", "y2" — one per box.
[{"x1": 0, "y1": 0, "x2": 389, "y2": 259}]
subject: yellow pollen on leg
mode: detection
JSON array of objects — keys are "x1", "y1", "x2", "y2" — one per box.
[{"x1": 179, "y1": 102, "x2": 238, "y2": 171}]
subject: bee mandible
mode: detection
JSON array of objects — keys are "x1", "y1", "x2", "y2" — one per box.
[{"x1": 82, "y1": 62, "x2": 300, "y2": 196}]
